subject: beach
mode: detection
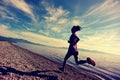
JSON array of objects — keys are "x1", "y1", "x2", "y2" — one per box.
[{"x1": 0, "y1": 41, "x2": 101, "y2": 80}]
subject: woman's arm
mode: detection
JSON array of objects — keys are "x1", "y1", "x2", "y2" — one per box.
[
  {"x1": 68, "y1": 34, "x2": 80, "y2": 45},
  {"x1": 73, "y1": 37, "x2": 79, "y2": 45}
]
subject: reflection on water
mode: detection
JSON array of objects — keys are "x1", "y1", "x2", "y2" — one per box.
[{"x1": 14, "y1": 42, "x2": 120, "y2": 80}]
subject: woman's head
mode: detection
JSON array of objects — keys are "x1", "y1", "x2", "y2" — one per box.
[{"x1": 71, "y1": 25, "x2": 81, "y2": 33}]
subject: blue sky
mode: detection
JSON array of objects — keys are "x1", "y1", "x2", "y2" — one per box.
[{"x1": 0, "y1": 0, "x2": 120, "y2": 55}]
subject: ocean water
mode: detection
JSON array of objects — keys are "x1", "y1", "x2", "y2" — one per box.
[{"x1": 14, "y1": 42, "x2": 120, "y2": 80}]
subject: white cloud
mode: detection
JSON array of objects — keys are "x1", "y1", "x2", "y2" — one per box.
[
  {"x1": 0, "y1": 6, "x2": 19, "y2": 22},
  {"x1": 80, "y1": 0, "x2": 120, "y2": 29},
  {"x1": 72, "y1": 20, "x2": 81, "y2": 25},
  {"x1": 51, "y1": 27, "x2": 61, "y2": 33},
  {"x1": 85, "y1": 0, "x2": 120, "y2": 17},
  {"x1": 82, "y1": 19, "x2": 100, "y2": 28},
  {"x1": 57, "y1": 18, "x2": 68, "y2": 24},
  {"x1": 2, "y1": 0, "x2": 36, "y2": 21},
  {"x1": 99, "y1": 16, "x2": 120, "y2": 23},
  {"x1": 5, "y1": 0, "x2": 33, "y2": 15},
  {"x1": 0, "y1": 24, "x2": 8, "y2": 29},
  {"x1": 42, "y1": 1, "x2": 69, "y2": 22},
  {"x1": 39, "y1": 30, "x2": 50, "y2": 36},
  {"x1": 0, "y1": 24, "x2": 19, "y2": 38},
  {"x1": 40, "y1": 0, "x2": 70, "y2": 34},
  {"x1": 103, "y1": 23, "x2": 120, "y2": 28}
]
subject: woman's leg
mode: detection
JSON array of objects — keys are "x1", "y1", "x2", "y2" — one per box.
[
  {"x1": 60, "y1": 52, "x2": 72, "y2": 71},
  {"x1": 74, "y1": 52, "x2": 87, "y2": 65}
]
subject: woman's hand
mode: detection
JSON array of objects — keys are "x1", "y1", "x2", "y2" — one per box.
[{"x1": 68, "y1": 40, "x2": 70, "y2": 43}]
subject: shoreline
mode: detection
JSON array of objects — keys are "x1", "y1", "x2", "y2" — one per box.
[{"x1": 0, "y1": 41, "x2": 102, "y2": 80}]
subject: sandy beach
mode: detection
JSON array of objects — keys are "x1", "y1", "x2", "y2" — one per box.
[{"x1": 0, "y1": 41, "x2": 101, "y2": 80}]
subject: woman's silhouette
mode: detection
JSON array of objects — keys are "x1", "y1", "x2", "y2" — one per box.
[{"x1": 59, "y1": 26, "x2": 95, "y2": 72}]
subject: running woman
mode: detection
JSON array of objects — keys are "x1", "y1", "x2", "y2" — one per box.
[{"x1": 59, "y1": 25, "x2": 95, "y2": 72}]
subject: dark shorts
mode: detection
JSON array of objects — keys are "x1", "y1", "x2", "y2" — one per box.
[
  {"x1": 67, "y1": 46, "x2": 78, "y2": 56},
  {"x1": 67, "y1": 50, "x2": 78, "y2": 55}
]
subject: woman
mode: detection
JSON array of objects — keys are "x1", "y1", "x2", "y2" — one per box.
[{"x1": 59, "y1": 25, "x2": 95, "y2": 72}]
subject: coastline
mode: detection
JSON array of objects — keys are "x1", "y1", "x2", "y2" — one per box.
[{"x1": 0, "y1": 41, "x2": 101, "y2": 80}]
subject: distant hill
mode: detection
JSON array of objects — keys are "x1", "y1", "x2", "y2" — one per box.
[
  {"x1": 0, "y1": 36, "x2": 35, "y2": 44},
  {"x1": 0, "y1": 36, "x2": 49, "y2": 47}
]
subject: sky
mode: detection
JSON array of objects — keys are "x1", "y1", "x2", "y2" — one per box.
[{"x1": 0, "y1": 0, "x2": 120, "y2": 55}]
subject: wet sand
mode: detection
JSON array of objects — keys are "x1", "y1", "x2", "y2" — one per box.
[{"x1": 0, "y1": 41, "x2": 101, "y2": 80}]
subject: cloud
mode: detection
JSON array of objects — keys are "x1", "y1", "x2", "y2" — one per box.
[
  {"x1": 84, "y1": 0, "x2": 120, "y2": 18},
  {"x1": 104, "y1": 23, "x2": 120, "y2": 29},
  {"x1": 99, "y1": 16, "x2": 120, "y2": 23},
  {"x1": 0, "y1": 24, "x2": 19, "y2": 37},
  {"x1": 80, "y1": 0, "x2": 120, "y2": 29},
  {"x1": 41, "y1": 1, "x2": 69, "y2": 22},
  {"x1": 72, "y1": 20, "x2": 82, "y2": 25},
  {"x1": 4, "y1": 0, "x2": 33, "y2": 15},
  {"x1": 57, "y1": 18, "x2": 68, "y2": 24},
  {"x1": 39, "y1": 30, "x2": 50, "y2": 36},
  {"x1": 0, "y1": 6, "x2": 19, "y2": 22},
  {"x1": 82, "y1": 19, "x2": 100, "y2": 28},
  {"x1": 2, "y1": 0, "x2": 36, "y2": 21},
  {"x1": 39, "y1": 0, "x2": 70, "y2": 35},
  {"x1": 51, "y1": 27, "x2": 61, "y2": 33}
]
